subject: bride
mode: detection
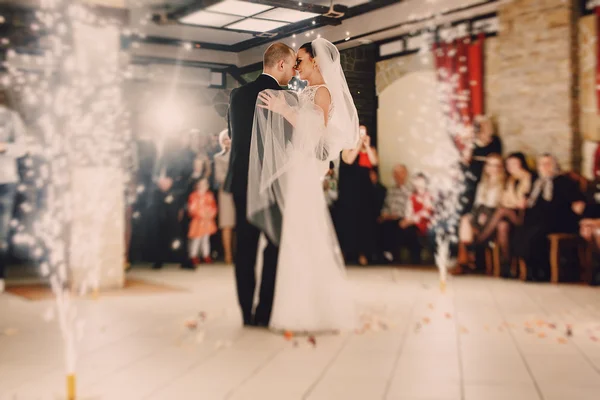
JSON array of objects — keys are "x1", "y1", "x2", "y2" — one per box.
[{"x1": 248, "y1": 38, "x2": 360, "y2": 333}]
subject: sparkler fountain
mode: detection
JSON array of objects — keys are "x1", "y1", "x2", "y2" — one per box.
[{"x1": 5, "y1": 1, "x2": 131, "y2": 398}]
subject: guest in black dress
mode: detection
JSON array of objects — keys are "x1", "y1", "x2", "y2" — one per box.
[
  {"x1": 513, "y1": 154, "x2": 585, "y2": 281},
  {"x1": 460, "y1": 115, "x2": 503, "y2": 215},
  {"x1": 338, "y1": 126, "x2": 379, "y2": 266}
]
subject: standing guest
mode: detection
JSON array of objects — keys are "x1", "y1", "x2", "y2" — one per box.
[
  {"x1": 460, "y1": 115, "x2": 503, "y2": 214},
  {"x1": 149, "y1": 135, "x2": 193, "y2": 269},
  {"x1": 338, "y1": 125, "x2": 379, "y2": 266},
  {"x1": 379, "y1": 164, "x2": 412, "y2": 263},
  {"x1": 0, "y1": 91, "x2": 26, "y2": 293},
  {"x1": 187, "y1": 178, "x2": 218, "y2": 265},
  {"x1": 214, "y1": 129, "x2": 236, "y2": 264}
]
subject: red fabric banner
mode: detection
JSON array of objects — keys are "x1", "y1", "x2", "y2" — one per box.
[
  {"x1": 596, "y1": 7, "x2": 600, "y2": 113},
  {"x1": 468, "y1": 33, "x2": 485, "y2": 118},
  {"x1": 432, "y1": 34, "x2": 485, "y2": 151}
]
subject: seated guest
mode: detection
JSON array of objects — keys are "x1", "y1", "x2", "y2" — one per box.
[
  {"x1": 369, "y1": 169, "x2": 387, "y2": 262},
  {"x1": 579, "y1": 169, "x2": 600, "y2": 285},
  {"x1": 323, "y1": 162, "x2": 339, "y2": 208},
  {"x1": 380, "y1": 164, "x2": 412, "y2": 263},
  {"x1": 399, "y1": 173, "x2": 434, "y2": 264},
  {"x1": 370, "y1": 169, "x2": 387, "y2": 220},
  {"x1": 513, "y1": 154, "x2": 586, "y2": 281},
  {"x1": 455, "y1": 153, "x2": 505, "y2": 274},
  {"x1": 476, "y1": 152, "x2": 533, "y2": 275}
]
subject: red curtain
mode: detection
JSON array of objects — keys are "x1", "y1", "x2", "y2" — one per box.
[
  {"x1": 468, "y1": 33, "x2": 485, "y2": 118},
  {"x1": 596, "y1": 7, "x2": 600, "y2": 112},
  {"x1": 433, "y1": 33, "x2": 485, "y2": 151}
]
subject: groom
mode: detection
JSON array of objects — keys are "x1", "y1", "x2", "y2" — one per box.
[{"x1": 224, "y1": 43, "x2": 297, "y2": 327}]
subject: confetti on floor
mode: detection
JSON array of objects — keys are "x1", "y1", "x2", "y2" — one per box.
[
  {"x1": 2, "y1": 328, "x2": 18, "y2": 336},
  {"x1": 566, "y1": 326, "x2": 573, "y2": 337},
  {"x1": 184, "y1": 319, "x2": 198, "y2": 330},
  {"x1": 557, "y1": 337, "x2": 568, "y2": 344},
  {"x1": 308, "y1": 336, "x2": 316, "y2": 347}
]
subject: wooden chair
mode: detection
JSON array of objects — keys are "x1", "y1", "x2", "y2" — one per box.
[{"x1": 484, "y1": 241, "x2": 501, "y2": 277}]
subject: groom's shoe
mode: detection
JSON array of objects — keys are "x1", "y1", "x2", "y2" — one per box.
[{"x1": 253, "y1": 318, "x2": 269, "y2": 329}]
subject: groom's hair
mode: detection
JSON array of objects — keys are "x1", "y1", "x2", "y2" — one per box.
[{"x1": 263, "y1": 43, "x2": 295, "y2": 68}]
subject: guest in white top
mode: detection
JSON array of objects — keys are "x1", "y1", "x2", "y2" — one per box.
[
  {"x1": 454, "y1": 153, "x2": 505, "y2": 274},
  {"x1": 214, "y1": 129, "x2": 235, "y2": 264},
  {"x1": 476, "y1": 152, "x2": 533, "y2": 275}
]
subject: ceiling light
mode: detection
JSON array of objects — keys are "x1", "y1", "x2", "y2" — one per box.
[
  {"x1": 179, "y1": 10, "x2": 242, "y2": 27},
  {"x1": 292, "y1": 42, "x2": 296, "y2": 47},
  {"x1": 312, "y1": 20, "x2": 316, "y2": 25},
  {"x1": 207, "y1": 0, "x2": 272, "y2": 17},
  {"x1": 227, "y1": 18, "x2": 288, "y2": 32},
  {"x1": 257, "y1": 8, "x2": 318, "y2": 23},
  {"x1": 183, "y1": 42, "x2": 192, "y2": 50},
  {"x1": 293, "y1": 34, "x2": 296, "y2": 38}
]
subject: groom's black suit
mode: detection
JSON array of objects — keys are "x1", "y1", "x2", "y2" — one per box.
[{"x1": 224, "y1": 74, "x2": 282, "y2": 326}]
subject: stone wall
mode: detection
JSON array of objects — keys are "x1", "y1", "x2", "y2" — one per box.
[
  {"x1": 494, "y1": 0, "x2": 579, "y2": 170},
  {"x1": 340, "y1": 44, "x2": 378, "y2": 144},
  {"x1": 578, "y1": 14, "x2": 600, "y2": 178}
]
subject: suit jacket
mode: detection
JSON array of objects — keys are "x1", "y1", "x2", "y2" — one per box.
[
  {"x1": 224, "y1": 74, "x2": 282, "y2": 197},
  {"x1": 152, "y1": 140, "x2": 195, "y2": 208}
]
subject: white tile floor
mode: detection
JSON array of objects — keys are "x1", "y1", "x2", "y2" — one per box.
[{"x1": 1, "y1": 265, "x2": 600, "y2": 400}]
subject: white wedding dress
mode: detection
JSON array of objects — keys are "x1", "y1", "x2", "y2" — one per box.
[
  {"x1": 247, "y1": 38, "x2": 360, "y2": 333},
  {"x1": 268, "y1": 85, "x2": 358, "y2": 333}
]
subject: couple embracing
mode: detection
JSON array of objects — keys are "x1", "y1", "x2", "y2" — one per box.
[{"x1": 224, "y1": 38, "x2": 360, "y2": 334}]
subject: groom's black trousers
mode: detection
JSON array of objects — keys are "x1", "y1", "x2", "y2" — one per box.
[{"x1": 233, "y1": 193, "x2": 279, "y2": 326}]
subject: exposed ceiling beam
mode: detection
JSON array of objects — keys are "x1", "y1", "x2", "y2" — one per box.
[{"x1": 237, "y1": 0, "x2": 499, "y2": 67}]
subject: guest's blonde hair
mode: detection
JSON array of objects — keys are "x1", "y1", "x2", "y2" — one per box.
[{"x1": 480, "y1": 153, "x2": 505, "y2": 189}]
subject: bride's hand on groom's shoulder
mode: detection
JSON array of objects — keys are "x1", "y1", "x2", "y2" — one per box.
[{"x1": 258, "y1": 91, "x2": 288, "y2": 116}]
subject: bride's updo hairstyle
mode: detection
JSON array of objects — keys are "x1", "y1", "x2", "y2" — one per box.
[{"x1": 299, "y1": 42, "x2": 315, "y2": 58}]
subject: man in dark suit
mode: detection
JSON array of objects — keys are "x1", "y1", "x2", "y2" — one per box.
[
  {"x1": 148, "y1": 135, "x2": 195, "y2": 270},
  {"x1": 224, "y1": 43, "x2": 296, "y2": 327}
]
